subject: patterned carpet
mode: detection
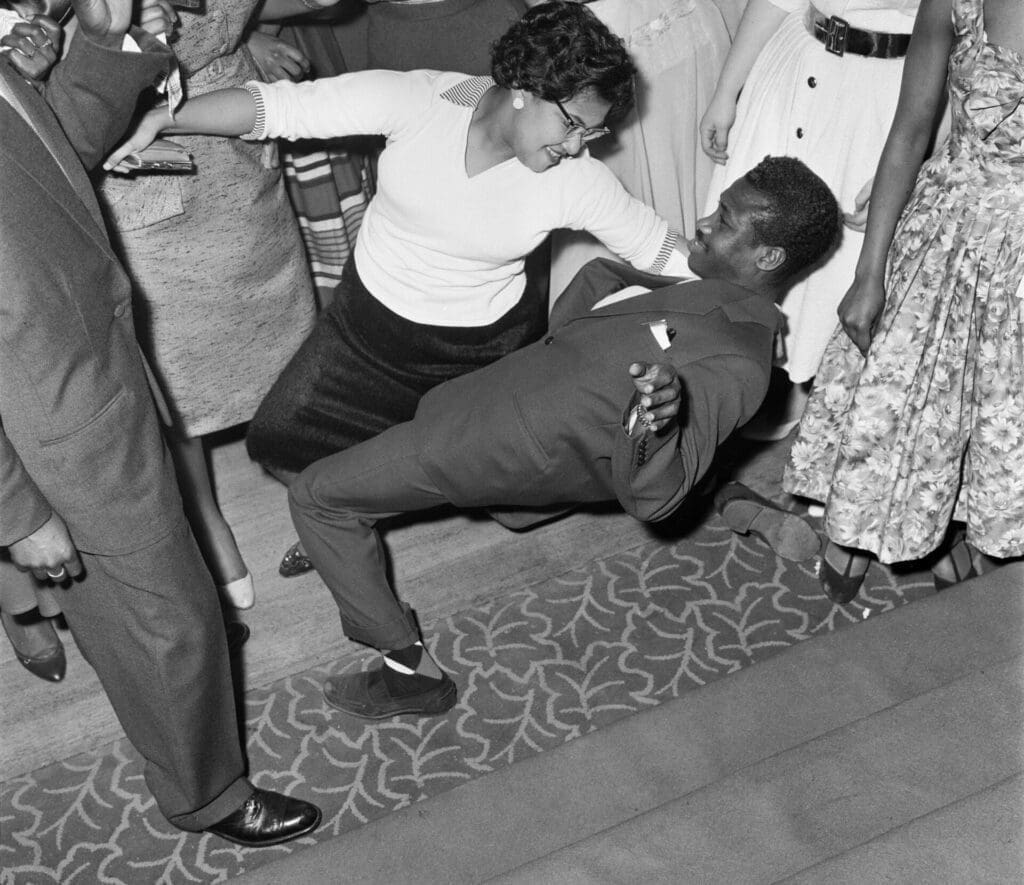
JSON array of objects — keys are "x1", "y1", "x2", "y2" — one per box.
[{"x1": 0, "y1": 512, "x2": 936, "y2": 883}]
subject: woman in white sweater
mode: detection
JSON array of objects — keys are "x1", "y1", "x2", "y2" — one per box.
[{"x1": 107, "y1": 1, "x2": 689, "y2": 575}]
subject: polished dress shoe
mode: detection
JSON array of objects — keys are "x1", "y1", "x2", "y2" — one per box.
[
  {"x1": 2, "y1": 610, "x2": 66, "y2": 683},
  {"x1": 205, "y1": 788, "x2": 321, "y2": 847},
  {"x1": 324, "y1": 666, "x2": 457, "y2": 720},
  {"x1": 714, "y1": 482, "x2": 820, "y2": 562},
  {"x1": 278, "y1": 541, "x2": 314, "y2": 578}
]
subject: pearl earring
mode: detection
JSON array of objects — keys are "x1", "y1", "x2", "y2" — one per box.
[{"x1": 512, "y1": 92, "x2": 525, "y2": 110}]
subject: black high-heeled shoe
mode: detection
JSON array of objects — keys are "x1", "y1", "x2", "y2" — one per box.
[
  {"x1": 932, "y1": 533, "x2": 979, "y2": 590},
  {"x1": 2, "y1": 610, "x2": 66, "y2": 683},
  {"x1": 279, "y1": 541, "x2": 314, "y2": 578},
  {"x1": 819, "y1": 541, "x2": 871, "y2": 604}
]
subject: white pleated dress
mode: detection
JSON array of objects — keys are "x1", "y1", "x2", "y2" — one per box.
[
  {"x1": 549, "y1": 0, "x2": 735, "y2": 299},
  {"x1": 703, "y1": 0, "x2": 918, "y2": 383}
]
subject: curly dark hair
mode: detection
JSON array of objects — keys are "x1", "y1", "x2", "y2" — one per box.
[
  {"x1": 491, "y1": 1, "x2": 636, "y2": 122},
  {"x1": 744, "y1": 156, "x2": 842, "y2": 281}
]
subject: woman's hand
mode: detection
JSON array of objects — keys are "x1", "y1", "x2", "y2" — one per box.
[
  {"x1": 103, "y1": 105, "x2": 171, "y2": 172},
  {"x1": 843, "y1": 177, "x2": 874, "y2": 232},
  {"x1": 136, "y1": 0, "x2": 177, "y2": 38},
  {"x1": 838, "y1": 276, "x2": 886, "y2": 356},
  {"x1": 1, "y1": 15, "x2": 61, "y2": 80},
  {"x1": 247, "y1": 31, "x2": 309, "y2": 82},
  {"x1": 699, "y1": 95, "x2": 737, "y2": 165}
]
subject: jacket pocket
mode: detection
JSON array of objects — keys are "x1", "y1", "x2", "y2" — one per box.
[
  {"x1": 37, "y1": 388, "x2": 125, "y2": 447},
  {"x1": 99, "y1": 174, "x2": 184, "y2": 233}
]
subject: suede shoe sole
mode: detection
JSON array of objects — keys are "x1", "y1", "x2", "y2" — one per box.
[
  {"x1": 324, "y1": 667, "x2": 458, "y2": 720},
  {"x1": 715, "y1": 482, "x2": 820, "y2": 562}
]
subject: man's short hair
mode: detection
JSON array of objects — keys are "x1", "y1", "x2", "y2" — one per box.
[{"x1": 744, "y1": 156, "x2": 841, "y2": 281}]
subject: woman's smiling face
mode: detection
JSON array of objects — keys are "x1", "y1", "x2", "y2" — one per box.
[{"x1": 511, "y1": 89, "x2": 612, "y2": 173}]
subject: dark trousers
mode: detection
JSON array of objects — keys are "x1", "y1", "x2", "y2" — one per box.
[
  {"x1": 288, "y1": 420, "x2": 453, "y2": 650},
  {"x1": 247, "y1": 259, "x2": 547, "y2": 475},
  {"x1": 41, "y1": 517, "x2": 251, "y2": 831}
]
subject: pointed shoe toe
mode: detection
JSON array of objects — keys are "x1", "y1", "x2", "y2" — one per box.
[
  {"x1": 206, "y1": 789, "x2": 321, "y2": 847},
  {"x1": 219, "y1": 573, "x2": 255, "y2": 610},
  {"x1": 279, "y1": 542, "x2": 314, "y2": 578},
  {"x1": 18, "y1": 643, "x2": 67, "y2": 683}
]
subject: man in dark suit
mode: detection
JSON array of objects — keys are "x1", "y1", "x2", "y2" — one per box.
[
  {"x1": 289, "y1": 156, "x2": 840, "y2": 720},
  {"x1": 0, "y1": 0, "x2": 319, "y2": 845}
]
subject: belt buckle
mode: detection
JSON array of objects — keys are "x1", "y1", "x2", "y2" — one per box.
[{"x1": 825, "y1": 15, "x2": 849, "y2": 56}]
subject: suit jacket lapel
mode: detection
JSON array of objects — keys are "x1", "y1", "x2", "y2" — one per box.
[{"x1": 0, "y1": 64, "x2": 109, "y2": 236}]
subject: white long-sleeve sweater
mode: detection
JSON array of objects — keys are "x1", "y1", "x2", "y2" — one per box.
[{"x1": 245, "y1": 70, "x2": 684, "y2": 326}]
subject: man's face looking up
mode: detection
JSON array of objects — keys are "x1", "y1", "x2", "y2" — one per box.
[{"x1": 687, "y1": 177, "x2": 773, "y2": 283}]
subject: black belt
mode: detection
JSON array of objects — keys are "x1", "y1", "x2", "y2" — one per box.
[{"x1": 808, "y1": 7, "x2": 911, "y2": 58}]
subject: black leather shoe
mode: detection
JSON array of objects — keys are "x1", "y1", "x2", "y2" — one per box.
[
  {"x1": 279, "y1": 541, "x2": 314, "y2": 578},
  {"x1": 15, "y1": 644, "x2": 66, "y2": 683},
  {"x1": 225, "y1": 621, "x2": 250, "y2": 656},
  {"x1": 205, "y1": 789, "x2": 321, "y2": 847},
  {"x1": 324, "y1": 667, "x2": 458, "y2": 720},
  {"x1": 819, "y1": 542, "x2": 870, "y2": 604}
]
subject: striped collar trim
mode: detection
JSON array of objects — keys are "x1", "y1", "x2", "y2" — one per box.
[{"x1": 440, "y1": 76, "x2": 495, "y2": 108}]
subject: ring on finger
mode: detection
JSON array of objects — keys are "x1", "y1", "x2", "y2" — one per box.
[{"x1": 46, "y1": 567, "x2": 67, "y2": 580}]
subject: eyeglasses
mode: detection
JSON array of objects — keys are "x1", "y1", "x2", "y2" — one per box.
[{"x1": 553, "y1": 98, "x2": 610, "y2": 144}]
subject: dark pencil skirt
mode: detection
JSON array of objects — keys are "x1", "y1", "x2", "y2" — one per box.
[{"x1": 246, "y1": 259, "x2": 548, "y2": 474}]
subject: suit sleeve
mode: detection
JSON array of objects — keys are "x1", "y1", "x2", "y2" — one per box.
[
  {"x1": 0, "y1": 417, "x2": 51, "y2": 547},
  {"x1": 610, "y1": 353, "x2": 769, "y2": 522},
  {"x1": 43, "y1": 28, "x2": 171, "y2": 170}
]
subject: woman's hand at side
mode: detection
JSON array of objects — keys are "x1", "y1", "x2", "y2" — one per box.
[
  {"x1": 103, "y1": 105, "x2": 171, "y2": 172},
  {"x1": 699, "y1": 94, "x2": 737, "y2": 164},
  {"x1": 838, "y1": 276, "x2": 886, "y2": 356}
]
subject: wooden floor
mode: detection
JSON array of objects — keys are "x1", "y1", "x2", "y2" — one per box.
[{"x1": 0, "y1": 431, "x2": 660, "y2": 780}]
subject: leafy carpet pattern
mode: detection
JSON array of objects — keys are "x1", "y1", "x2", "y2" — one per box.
[{"x1": 0, "y1": 517, "x2": 935, "y2": 883}]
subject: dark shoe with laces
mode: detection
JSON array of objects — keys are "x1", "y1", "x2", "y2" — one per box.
[
  {"x1": 324, "y1": 666, "x2": 458, "y2": 720},
  {"x1": 278, "y1": 541, "x2": 314, "y2": 578},
  {"x1": 205, "y1": 789, "x2": 321, "y2": 847}
]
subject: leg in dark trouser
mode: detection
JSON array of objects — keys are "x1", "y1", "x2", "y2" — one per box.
[
  {"x1": 289, "y1": 420, "x2": 458, "y2": 718},
  {"x1": 289, "y1": 420, "x2": 450, "y2": 649},
  {"x1": 58, "y1": 517, "x2": 252, "y2": 831}
]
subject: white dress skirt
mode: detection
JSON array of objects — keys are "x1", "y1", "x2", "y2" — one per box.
[
  {"x1": 703, "y1": 9, "x2": 909, "y2": 382},
  {"x1": 549, "y1": 0, "x2": 735, "y2": 300}
]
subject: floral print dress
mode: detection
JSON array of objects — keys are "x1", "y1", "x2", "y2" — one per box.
[{"x1": 784, "y1": 0, "x2": 1024, "y2": 563}]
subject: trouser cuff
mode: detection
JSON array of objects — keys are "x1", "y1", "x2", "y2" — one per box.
[
  {"x1": 341, "y1": 604, "x2": 420, "y2": 650},
  {"x1": 168, "y1": 776, "x2": 254, "y2": 833}
]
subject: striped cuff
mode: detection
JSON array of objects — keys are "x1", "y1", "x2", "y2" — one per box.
[
  {"x1": 240, "y1": 82, "x2": 267, "y2": 140},
  {"x1": 648, "y1": 229, "x2": 681, "y2": 275}
]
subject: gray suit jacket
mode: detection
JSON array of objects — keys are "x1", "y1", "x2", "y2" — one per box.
[
  {"x1": 0, "y1": 31, "x2": 175, "y2": 553},
  {"x1": 414, "y1": 259, "x2": 781, "y2": 526}
]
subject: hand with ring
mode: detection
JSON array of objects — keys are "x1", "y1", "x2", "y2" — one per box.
[
  {"x1": 1, "y1": 14, "x2": 62, "y2": 81},
  {"x1": 8, "y1": 513, "x2": 84, "y2": 584}
]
